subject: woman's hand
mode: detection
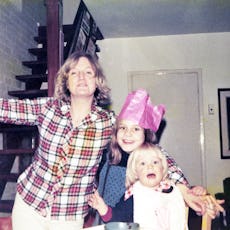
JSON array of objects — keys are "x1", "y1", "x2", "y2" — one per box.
[
  {"x1": 177, "y1": 184, "x2": 225, "y2": 219},
  {"x1": 88, "y1": 190, "x2": 108, "y2": 216},
  {"x1": 202, "y1": 195, "x2": 225, "y2": 219},
  {"x1": 188, "y1": 185, "x2": 207, "y2": 196},
  {"x1": 189, "y1": 186, "x2": 225, "y2": 218}
]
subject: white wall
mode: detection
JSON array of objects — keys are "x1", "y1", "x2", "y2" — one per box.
[
  {"x1": 63, "y1": 0, "x2": 80, "y2": 24},
  {"x1": 97, "y1": 33, "x2": 230, "y2": 195}
]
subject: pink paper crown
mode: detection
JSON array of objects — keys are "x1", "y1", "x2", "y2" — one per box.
[{"x1": 118, "y1": 89, "x2": 165, "y2": 132}]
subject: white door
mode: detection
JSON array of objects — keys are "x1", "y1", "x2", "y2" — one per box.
[{"x1": 128, "y1": 69, "x2": 205, "y2": 186}]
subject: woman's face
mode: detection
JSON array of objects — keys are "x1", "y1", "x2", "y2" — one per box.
[
  {"x1": 117, "y1": 120, "x2": 145, "y2": 153},
  {"x1": 136, "y1": 153, "x2": 164, "y2": 188},
  {"x1": 68, "y1": 57, "x2": 97, "y2": 99}
]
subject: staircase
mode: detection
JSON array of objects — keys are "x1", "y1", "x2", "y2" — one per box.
[
  {"x1": 0, "y1": 0, "x2": 103, "y2": 214},
  {"x1": 0, "y1": 24, "x2": 74, "y2": 213}
]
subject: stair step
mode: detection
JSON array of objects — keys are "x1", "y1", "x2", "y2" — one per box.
[
  {"x1": 38, "y1": 24, "x2": 73, "y2": 36},
  {"x1": 0, "y1": 173, "x2": 19, "y2": 182},
  {"x1": 0, "y1": 148, "x2": 35, "y2": 155},
  {"x1": 15, "y1": 74, "x2": 47, "y2": 90},
  {"x1": 34, "y1": 36, "x2": 47, "y2": 44},
  {"x1": 35, "y1": 24, "x2": 73, "y2": 45},
  {"x1": 22, "y1": 60, "x2": 47, "y2": 69},
  {"x1": 34, "y1": 32, "x2": 72, "y2": 44},
  {"x1": 0, "y1": 124, "x2": 38, "y2": 132},
  {"x1": 8, "y1": 89, "x2": 48, "y2": 99},
  {"x1": 15, "y1": 74, "x2": 47, "y2": 83},
  {"x1": 28, "y1": 48, "x2": 47, "y2": 57},
  {"x1": 0, "y1": 200, "x2": 14, "y2": 213}
]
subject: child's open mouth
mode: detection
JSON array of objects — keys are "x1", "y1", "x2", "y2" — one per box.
[{"x1": 147, "y1": 173, "x2": 156, "y2": 179}]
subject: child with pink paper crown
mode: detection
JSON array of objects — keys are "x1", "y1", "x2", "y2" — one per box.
[
  {"x1": 88, "y1": 89, "x2": 223, "y2": 226},
  {"x1": 89, "y1": 143, "x2": 188, "y2": 230}
]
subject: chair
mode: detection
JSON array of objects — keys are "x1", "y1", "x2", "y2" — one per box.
[
  {"x1": 187, "y1": 195, "x2": 212, "y2": 230},
  {"x1": 201, "y1": 211, "x2": 212, "y2": 230}
]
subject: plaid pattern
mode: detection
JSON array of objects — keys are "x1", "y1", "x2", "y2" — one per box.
[
  {"x1": 159, "y1": 146, "x2": 190, "y2": 187},
  {"x1": 0, "y1": 98, "x2": 115, "y2": 220}
]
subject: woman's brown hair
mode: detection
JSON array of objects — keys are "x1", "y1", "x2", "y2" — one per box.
[{"x1": 54, "y1": 51, "x2": 111, "y2": 107}]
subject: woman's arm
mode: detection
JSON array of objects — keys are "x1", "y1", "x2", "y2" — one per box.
[
  {"x1": 177, "y1": 183, "x2": 206, "y2": 214},
  {"x1": 0, "y1": 98, "x2": 47, "y2": 125},
  {"x1": 159, "y1": 146, "x2": 190, "y2": 186}
]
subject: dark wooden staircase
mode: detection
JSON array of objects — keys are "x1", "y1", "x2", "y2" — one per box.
[
  {"x1": 0, "y1": 24, "x2": 74, "y2": 213},
  {"x1": 0, "y1": 0, "x2": 103, "y2": 214}
]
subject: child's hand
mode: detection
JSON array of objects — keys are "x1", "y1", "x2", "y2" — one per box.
[{"x1": 88, "y1": 190, "x2": 108, "y2": 216}]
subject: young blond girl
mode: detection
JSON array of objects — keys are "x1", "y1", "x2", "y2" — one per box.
[{"x1": 89, "y1": 143, "x2": 187, "y2": 230}]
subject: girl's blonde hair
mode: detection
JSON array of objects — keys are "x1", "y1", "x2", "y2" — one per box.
[
  {"x1": 54, "y1": 51, "x2": 111, "y2": 107},
  {"x1": 109, "y1": 120, "x2": 157, "y2": 165},
  {"x1": 125, "y1": 143, "x2": 168, "y2": 188}
]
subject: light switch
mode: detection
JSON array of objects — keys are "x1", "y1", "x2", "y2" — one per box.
[{"x1": 208, "y1": 104, "x2": 214, "y2": 115}]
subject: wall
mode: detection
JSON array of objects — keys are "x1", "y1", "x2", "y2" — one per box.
[
  {"x1": 0, "y1": 0, "x2": 46, "y2": 97},
  {"x1": 97, "y1": 33, "x2": 230, "y2": 195},
  {"x1": 63, "y1": 0, "x2": 80, "y2": 24}
]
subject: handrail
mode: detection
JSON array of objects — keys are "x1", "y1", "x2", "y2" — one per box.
[
  {"x1": 46, "y1": 0, "x2": 63, "y2": 97},
  {"x1": 64, "y1": 0, "x2": 84, "y2": 59},
  {"x1": 64, "y1": 0, "x2": 103, "y2": 59}
]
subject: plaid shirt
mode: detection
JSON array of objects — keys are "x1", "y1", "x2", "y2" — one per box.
[
  {"x1": 0, "y1": 98, "x2": 115, "y2": 220},
  {"x1": 159, "y1": 146, "x2": 190, "y2": 187}
]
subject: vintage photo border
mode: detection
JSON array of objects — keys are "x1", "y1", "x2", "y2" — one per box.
[{"x1": 218, "y1": 88, "x2": 230, "y2": 159}]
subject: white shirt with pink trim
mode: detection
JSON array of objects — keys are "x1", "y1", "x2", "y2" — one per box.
[{"x1": 133, "y1": 181, "x2": 187, "y2": 230}]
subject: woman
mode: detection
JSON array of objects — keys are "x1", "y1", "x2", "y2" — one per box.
[{"x1": 1, "y1": 51, "x2": 115, "y2": 230}]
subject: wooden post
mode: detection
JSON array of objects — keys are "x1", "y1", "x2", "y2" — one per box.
[
  {"x1": 46, "y1": 0, "x2": 63, "y2": 97},
  {"x1": 201, "y1": 212, "x2": 212, "y2": 230}
]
